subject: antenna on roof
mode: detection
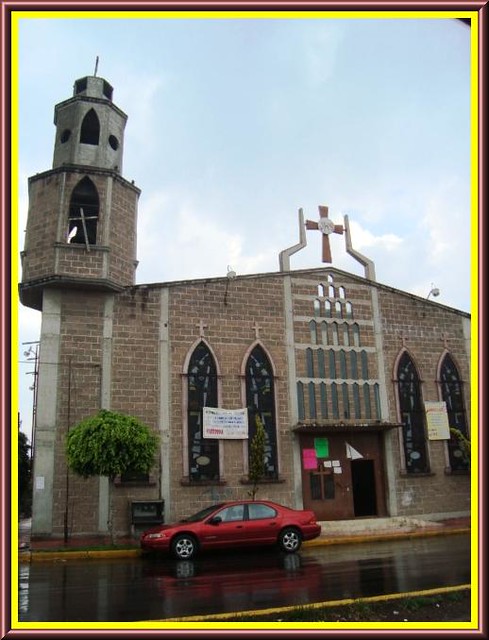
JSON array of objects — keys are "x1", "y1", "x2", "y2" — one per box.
[{"x1": 94, "y1": 56, "x2": 99, "y2": 77}]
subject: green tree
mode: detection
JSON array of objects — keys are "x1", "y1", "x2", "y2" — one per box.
[
  {"x1": 248, "y1": 414, "x2": 266, "y2": 500},
  {"x1": 18, "y1": 431, "x2": 32, "y2": 517},
  {"x1": 66, "y1": 409, "x2": 158, "y2": 542}
]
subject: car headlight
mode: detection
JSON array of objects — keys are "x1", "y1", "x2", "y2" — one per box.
[{"x1": 145, "y1": 532, "x2": 167, "y2": 540}]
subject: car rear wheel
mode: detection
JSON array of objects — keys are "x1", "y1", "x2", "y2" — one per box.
[
  {"x1": 278, "y1": 527, "x2": 302, "y2": 553},
  {"x1": 172, "y1": 534, "x2": 197, "y2": 559}
]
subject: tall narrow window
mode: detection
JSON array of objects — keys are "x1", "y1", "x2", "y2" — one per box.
[
  {"x1": 187, "y1": 342, "x2": 219, "y2": 481},
  {"x1": 352, "y1": 323, "x2": 360, "y2": 347},
  {"x1": 313, "y1": 299, "x2": 321, "y2": 317},
  {"x1": 440, "y1": 354, "x2": 469, "y2": 471},
  {"x1": 308, "y1": 382, "x2": 317, "y2": 419},
  {"x1": 329, "y1": 351, "x2": 336, "y2": 379},
  {"x1": 320, "y1": 383, "x2": 328, "y2": 419},
  {"x1": 246, "y1": 346, "x2": 278, "y2": 479},
  {"x1": 339, "y1": 351, "x2": 347, "y2": 378},
  {"x1": 331, "y1": 382, "x2": 339, "y2": 419},
  {"x1": 67, "y1": 177, "x2": 99, "y2": 245},
  {"x1": 397, "y1": 352, "x2": 429, "y2": 473},
  {"x1": 350, "y1": 351, "x2": 359, "y2": 379},
  {"x1": 335, "y1": 301, "x2": 343, "y2": 318},
  {"x1": 80, "y1": 108, "x2": 100, "y2": 145},
  {"x1": 361, "y1": 351, "x2": 369, "y2": 378},
  {"x1": 297, "y1": 382, "x2": 305, "y2": 420},
  {"x1": 324, "y1": 300, "x2": 332, "y2": 318},
  {"x1": 309, "y1": 320, "x2": 317, "y2": 344},
  {"x1": 317, "y1": 349, "x2": 326, "y2": 378},
  {"x1": 321, "y1": 321, "x2": 329, "y2": 345},
  {"x1": 345, "y1": 302, "x2": 353, "y2": 319},
  {"x1": 353, "y1": 383, "x2": 361, "y2": 418},
  {"x1": 363, "y1": 383, "x2": 372, "y2": 419},
  {"x1": 332, "y1": 323, "x2": 339, "y2": 346},
  {"x1": 306, "y1": 348, "x2": 315, "y2": 377},
  {"x1": 342, "y1": 383, "x2": 350, "y2": 419},
  {"x1": 343, "y1": 325, "x2": 350, "y2": 346}
]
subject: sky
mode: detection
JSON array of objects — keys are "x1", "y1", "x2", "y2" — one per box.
[{"x1": 14, "y1": 13, "x2": 473, "y2": 442}]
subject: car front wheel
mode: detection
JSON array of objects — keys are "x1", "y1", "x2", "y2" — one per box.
[
  {"x1": 279, "y1": 527, "x2": 302, "y2": 553},
  {"x1": 172, "y1": 534, "x2": 197, "y2": 559}
]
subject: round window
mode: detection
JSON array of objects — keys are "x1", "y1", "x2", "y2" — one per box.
[{"x1": 108, "y1": 135, "x2": 119, "y2": 150}]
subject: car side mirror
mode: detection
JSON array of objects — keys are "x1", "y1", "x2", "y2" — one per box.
[{"x1": 208, "y1": 516, "x2": 222, "y2": 525}]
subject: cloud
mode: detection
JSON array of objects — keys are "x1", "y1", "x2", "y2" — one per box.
[{"x1": 136, "y1": 190, "x2": 275, "y2": 284}]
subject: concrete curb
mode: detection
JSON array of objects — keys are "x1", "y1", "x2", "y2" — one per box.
[{"x1": 18, "y1": 526, "x2": 470, "y2": 563}]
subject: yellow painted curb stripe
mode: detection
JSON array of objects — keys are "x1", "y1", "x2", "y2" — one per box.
[{"x1": 161, "y1": 585, "x2": 471, "y2": 623}]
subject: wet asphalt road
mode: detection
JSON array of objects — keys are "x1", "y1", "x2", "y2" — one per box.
[{"x1": 18, "y1": 533, "x2": 470, "y2": 622}]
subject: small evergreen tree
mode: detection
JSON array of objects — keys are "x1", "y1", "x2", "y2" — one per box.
[
  {"x1": 248, "y1": 414, "x2": 266, "y2": 500},
  {"x1": 66, "y1": 409, "x2": 158, "y2": 542},
  {"x1": 450, "y1": 427, "x2": 471, "y2": 465}
]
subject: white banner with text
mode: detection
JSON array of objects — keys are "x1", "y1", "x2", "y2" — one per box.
[{"x1": 203, "y1": 407, "x2": 249, "y2": 439}]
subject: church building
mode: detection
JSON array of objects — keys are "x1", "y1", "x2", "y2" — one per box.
[{"x1": 20, "y1": 75, "x2": 471, "y2": 540}]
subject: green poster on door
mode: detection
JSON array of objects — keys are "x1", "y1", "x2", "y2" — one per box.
[{"x1": 314, "y1": 437, "x2": 329, "y2": 458}]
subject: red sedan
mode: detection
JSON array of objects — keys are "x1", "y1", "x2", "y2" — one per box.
[{"x1": 140, "y1": 500, "x2": 321, "y2": 559}]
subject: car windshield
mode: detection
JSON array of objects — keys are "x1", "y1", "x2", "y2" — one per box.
[{"x1": 181, "y1": 504, "x2": 225, "y2": 523}]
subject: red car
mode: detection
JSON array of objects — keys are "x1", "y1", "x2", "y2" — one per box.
[{"x1": 140, "y1": 500, "x2": 321, "y2": 559}]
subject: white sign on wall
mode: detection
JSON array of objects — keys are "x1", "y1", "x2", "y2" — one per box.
[
  {"x1": 203, "y1": 407, "x2": 249, "y2": 439},
  {"x1": 425, "y1": 401, "x2": 450, "y2": 440}
]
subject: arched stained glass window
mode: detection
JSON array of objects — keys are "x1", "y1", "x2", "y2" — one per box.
[
  {"x1": 67, "y1": 177, "x2": 99, "y2": 245},
  {"x1": 397, "y1": 352, "x2": 429, "y2": 473},
  {"x1": 246, "y1": 345, "x2": 278, "y2": 479},
  {"x1": 440, "y1": 354, "x2": 469, "y2": 471},
  {"x1": 187, "y1": 342, "x2": 219, "y2": 481}
]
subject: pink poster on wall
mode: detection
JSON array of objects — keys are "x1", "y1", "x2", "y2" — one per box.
[{"x1": 302, "y1": 448, "x2": 317, "y2": 470}]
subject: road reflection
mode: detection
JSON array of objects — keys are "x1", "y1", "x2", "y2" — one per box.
[{"x1": 18, "y1": 534, "x2": 470, "y2": 622}]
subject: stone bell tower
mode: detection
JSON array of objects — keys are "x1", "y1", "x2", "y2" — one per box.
[
  {"x1": 20, "y1": 75, "x2": 141, "y2": 538},
  {"x1": 20, "y1": 74, "x2": 140, "y2": 310}
]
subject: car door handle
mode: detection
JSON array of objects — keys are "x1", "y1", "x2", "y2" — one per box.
[{"x1": 269, "y1": 522, "x2": 277, "y2": 526}]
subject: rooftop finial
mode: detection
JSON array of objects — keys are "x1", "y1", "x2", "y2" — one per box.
[{"x1": 94, "y1": 56, "x2": 99, "y2": 77}]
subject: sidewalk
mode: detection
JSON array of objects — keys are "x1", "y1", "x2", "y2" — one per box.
[{"x1": 18, "y1": 515, "x2": 471, "y2": 561}]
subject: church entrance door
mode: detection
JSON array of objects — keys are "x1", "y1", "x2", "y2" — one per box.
[{"x1": 298, "y1": 431, "x2": 387, "y2": 522}]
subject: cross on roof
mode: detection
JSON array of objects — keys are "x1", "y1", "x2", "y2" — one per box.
[{"x1": 305, "y1": 205, "x2": 344, "y2": 263}]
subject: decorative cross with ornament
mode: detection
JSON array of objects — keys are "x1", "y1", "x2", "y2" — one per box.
[{"x1": 305, "y1": 206, "x2": 344, "y2": 263}]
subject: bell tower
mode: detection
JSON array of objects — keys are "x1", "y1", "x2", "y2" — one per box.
[{"x1": 19, "y1": 74, "x2": 140, "y2": 310}]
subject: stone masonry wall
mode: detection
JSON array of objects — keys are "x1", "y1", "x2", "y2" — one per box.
[{"x1": 378, "y1": 288, "x2": 470, "y2": 517}]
